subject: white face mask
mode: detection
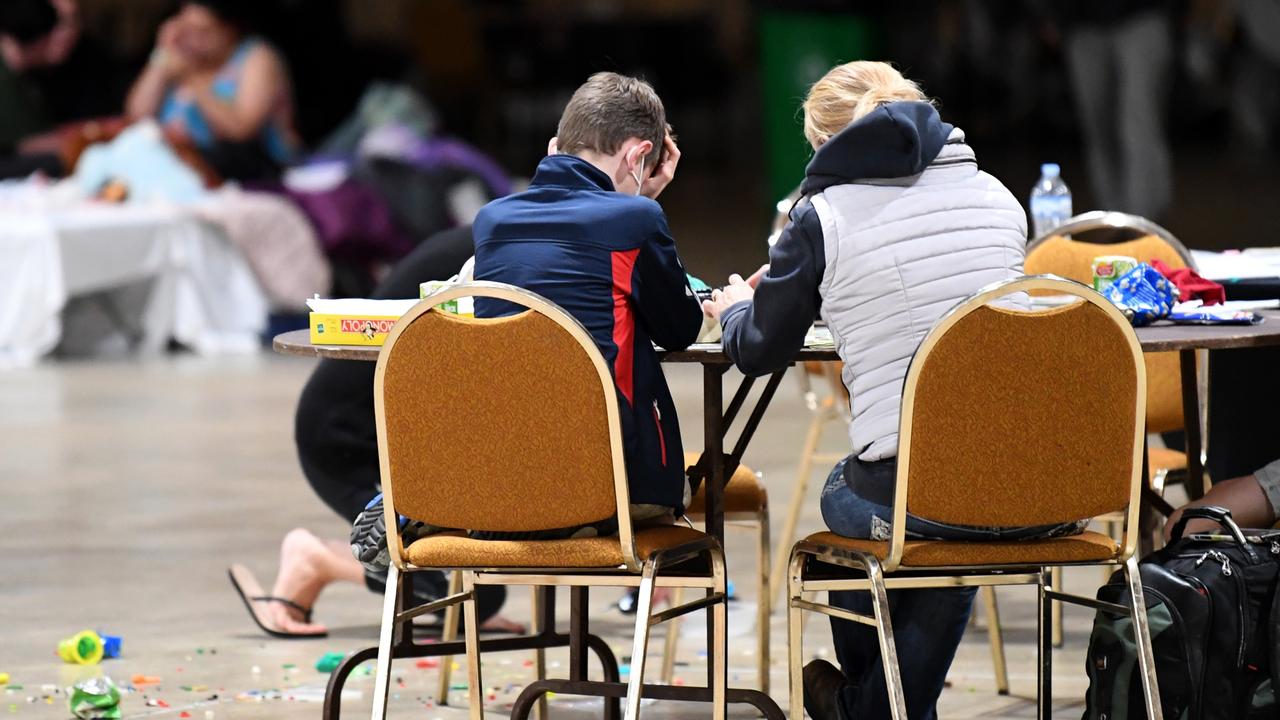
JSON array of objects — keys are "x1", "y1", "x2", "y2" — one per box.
[{"x1": 630, "y1": 155, "x2": 644, "y2": 196}]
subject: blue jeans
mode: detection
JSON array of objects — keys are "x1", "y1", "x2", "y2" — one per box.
[{"x1": 817, "y1": 455, "x2": 1086, "y2": 720}]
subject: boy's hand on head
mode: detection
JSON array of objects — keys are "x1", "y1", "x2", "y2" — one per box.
[
  {"x1": 746, "y1": 264, "x2": 769, "y2": 289},
  {"x1": 640, "y1": 132, "x2": 680, "y2": 200},
  {"x1": 701, "y1": 273, "x2": 756, "y2": 321}
]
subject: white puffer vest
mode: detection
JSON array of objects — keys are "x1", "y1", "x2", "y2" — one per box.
[{"x1": 812, "y1": 128, "x2": 1028, "y2": 461}]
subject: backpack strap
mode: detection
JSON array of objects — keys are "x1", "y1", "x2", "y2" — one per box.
[{"x1": 1170, "y1": 506, "x2": 1260, "y2": 562}]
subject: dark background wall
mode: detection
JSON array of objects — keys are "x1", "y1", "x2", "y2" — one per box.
[{"x1": 71, "y1": 0, "x2": 1280, "y2": 283}]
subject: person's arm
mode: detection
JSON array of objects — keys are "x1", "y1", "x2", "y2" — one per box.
[
  {"x1": 126, "y1": 18, "x2": 183, "y2": 121},
  {"x1": 186, "y1": 44, "x2": 288, "y2": 143},
  {"x1": 125, "y1": 53, "x2": 176, "y2": 121},
  {"x1": 1165, "y1": 461, "x2": 1280, "y2": 539},
  {"x1": 632, "y1": 209, "x2": 703, "y2": 352},
  {"x1": 712, "y1": 200, "x2": 825, "y2": 377}
]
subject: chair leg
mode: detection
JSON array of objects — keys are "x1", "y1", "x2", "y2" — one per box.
[
  {"x1": 710, "y1": 548, "x2": 728, "y2": 720},
  {"x1": 756, "y1": 506, "x2": 771, "y2": 694},
  {"x1": 437, "y1": 570, "x2": 462, "y2": 705},
  {"x1": 1037, "y1": 570, "x2": 1053, "y2": 720},
  {"x1": 531, "y1": 586, "x2": 548, "y2": 720},
  {"x1": 1050, "y1": 566, "x2": 1064, "y2": 648},
  {"x1": 1123, "y1": 555, "x2": 1164, "y2": 719},
  {"x1": 770, "y1": 403, "x2": 828, "y2": 603},
  {"x1": 659, "y1": 585, "x2": 684, "y2": 684},
  {"x1": 786, "y1": 551, "x2": 806, "y2": 720},
  {"x1": 461, "y1": 572, "x2": 485, "y2": 720},
  {"x1": 863, "y1": 556, "x2": 907, "y2": 720},
  {"x1": 623, "y1": 561, "x2": 659, "y2": 720},
  {"x1": 980, "y1": 586, "x2": 1010, "y2": 695},
  {"x1": 369, "y1": 564, "x2": 400, "y2": 720}
]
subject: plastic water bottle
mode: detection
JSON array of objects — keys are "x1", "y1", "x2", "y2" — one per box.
[{"x1": 1029, "y1": 163, "x2": 1073, "y2": 238}]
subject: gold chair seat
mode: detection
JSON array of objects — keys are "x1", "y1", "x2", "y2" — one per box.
[
  {"x1": 406, "y1": 525, "x2": 709, "y2": 569},
  {"x1": 684, "y1": 453, "x2": 766, "y2": 515},
  {"x1": 801, "y1": 530, "x2": 1120, "y2": 568}
]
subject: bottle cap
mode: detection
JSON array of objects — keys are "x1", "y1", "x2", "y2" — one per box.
[{"x1": 1040, "y1": 163, "x2": 1060, "y2": 178}]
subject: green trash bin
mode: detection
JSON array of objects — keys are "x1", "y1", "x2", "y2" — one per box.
[{"x1": 759, "y1": 10, "x2": 879, "y2": 203}]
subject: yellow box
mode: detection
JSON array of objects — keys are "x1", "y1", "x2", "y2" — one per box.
[{"x1": 309, "y1": 313, "x2": 402, "y2": 346}]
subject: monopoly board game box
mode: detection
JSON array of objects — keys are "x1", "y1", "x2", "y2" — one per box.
[{"x1": 307, "y1": 298, "x2": 417, "y2": 346}]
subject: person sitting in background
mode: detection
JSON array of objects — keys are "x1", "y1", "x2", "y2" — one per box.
[
  {"x1": 701, "y1": 61, "x2": 1086, "y2": 720},
  {"x1": 228, "y1": 226, "x2": 524, "y2": 638},
  {"x1": 472, "y1": 71, "x2": 701, "y2": 528},
  {"x1": 125, "y1": 0, "x2": 298, "y2": 181},
  {"x1": 1166, "y1": 459, "x2": 1280, "y2": 538}
]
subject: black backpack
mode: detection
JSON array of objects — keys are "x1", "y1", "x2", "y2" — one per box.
[{"x1": 1083, "y1": 507, "x2": 1280, "y2": 720}]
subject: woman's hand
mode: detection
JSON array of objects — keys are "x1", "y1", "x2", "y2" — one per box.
[
  {"x1": 152, "y1": 18, "x2": 199, "y2": 80},
  {"x1": 702, "y1": 265, "x2": 769, "y2": 320}
]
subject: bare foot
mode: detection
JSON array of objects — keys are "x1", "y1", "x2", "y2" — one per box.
[{"x1": 265, "y1": 528, "x2": 354, "y2": 635}]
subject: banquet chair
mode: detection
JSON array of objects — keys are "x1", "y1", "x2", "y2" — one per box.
[
  {"x1": 786, "y1": 275, "x2": 1161, "y2": 720},
  {"x1": 369, "y1": 282, "x2": 729, "y2": 720}
]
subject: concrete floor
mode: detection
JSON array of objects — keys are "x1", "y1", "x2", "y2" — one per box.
[{"x1": 1, "y1": 353, "x2": 1115, "y2": 718}]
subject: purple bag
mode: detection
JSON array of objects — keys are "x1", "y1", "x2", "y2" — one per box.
[{"x1": 257, "y1": 178, "x2": 414, "y2": 265}]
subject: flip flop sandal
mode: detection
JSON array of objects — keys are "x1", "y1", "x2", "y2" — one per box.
[{"x1": 228, "y1": 564, "x2": 327, "y2": 639}]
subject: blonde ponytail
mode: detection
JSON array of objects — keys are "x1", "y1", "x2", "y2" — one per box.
[{"x1": 802, "y1": 61, "x2": 931, "y2": 148}]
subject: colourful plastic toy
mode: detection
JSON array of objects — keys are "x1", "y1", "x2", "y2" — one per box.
[{"x1": 58, "y1": 630, "x2": 104, "y2": 665}]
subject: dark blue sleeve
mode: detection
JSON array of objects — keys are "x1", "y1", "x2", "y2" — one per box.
[
  {"x1": 633, "y1": 209, "x2": 703, "y2": 351},
  {"x1": 721, "y1": 200, "x2": 826, "y2": 376}
]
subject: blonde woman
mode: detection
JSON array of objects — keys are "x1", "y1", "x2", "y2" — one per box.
[{"x1": 704, "y1": 61, "x2": 1085, "y2": 720}]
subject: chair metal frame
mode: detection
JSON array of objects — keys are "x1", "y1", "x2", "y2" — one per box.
[
  {"x1": 661, "y1": 470, "x2": 771, "y2": 693},
  {"x1": 370, "y1": 282, "x2": 729, "y2": 720},
  {"x1": 786, "y1": 276, "x2": 1163, "y2": 720},
  {"x1": 1028, "y1": 210, "x2": 1208, "y2": 646},
  {"x1": 769, "y1": 361, "x2": 849, "y2": 606},
  {"x1": 1026, "y1": 210, "x2": 1195, "y2": 262}
]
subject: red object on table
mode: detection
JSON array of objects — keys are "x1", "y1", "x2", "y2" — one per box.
[{"x1": 1151, "y1": 259, "x2": 1226, "y2": 305}]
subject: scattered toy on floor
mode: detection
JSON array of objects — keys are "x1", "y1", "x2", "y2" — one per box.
[
  {"x1": 58, "y1": 631, "x2": 105, "y2": 665},
  {"x1": 315, "y1": 652, "x2": 346, "y2": 673}
]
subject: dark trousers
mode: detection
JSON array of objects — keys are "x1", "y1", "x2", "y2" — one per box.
[
  {"x1": 819, "y1": 456, "x2": 1085, "y2": 719},
  {"x1": 293, "y1": 225, "x2": 508, "y2": 617}
]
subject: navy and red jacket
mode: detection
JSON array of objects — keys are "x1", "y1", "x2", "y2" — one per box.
[{"x1": 472, "y1": 154, "x2": 703, "y2": 512}]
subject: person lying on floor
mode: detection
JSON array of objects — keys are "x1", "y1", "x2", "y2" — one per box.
[
  {"x1": 702, "y1": 60, "x2": 1088, "y2": 720},
  {"x1": 1165, "y1": 458, "x2": 1280, "y2": 539},
  {"x1": 346, "y1": 72, "x2": 702, "y2": 573},
  {"x1": 228, "y1": 225, "x2": 525, "y2": 638}
]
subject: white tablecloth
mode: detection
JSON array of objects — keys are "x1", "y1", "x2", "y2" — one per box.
[{"x1": 0, "y1": 203, "x2": 268, "y2": 367}]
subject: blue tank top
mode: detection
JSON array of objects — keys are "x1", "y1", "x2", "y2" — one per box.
[{"x1": 158, "y1": 39, "x2": 295, "y2": 165}]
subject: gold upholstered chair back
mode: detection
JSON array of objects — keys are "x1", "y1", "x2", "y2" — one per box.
[
  {"x1": 373, "y1": 282, "x2": 637, "y2": 568},
  {"x1": 1025, "y1": 211, "x2": 1193, "y2": 434},
  {"x1": 889, "y1": 276, "x2": 1148, "y2": 565}
]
